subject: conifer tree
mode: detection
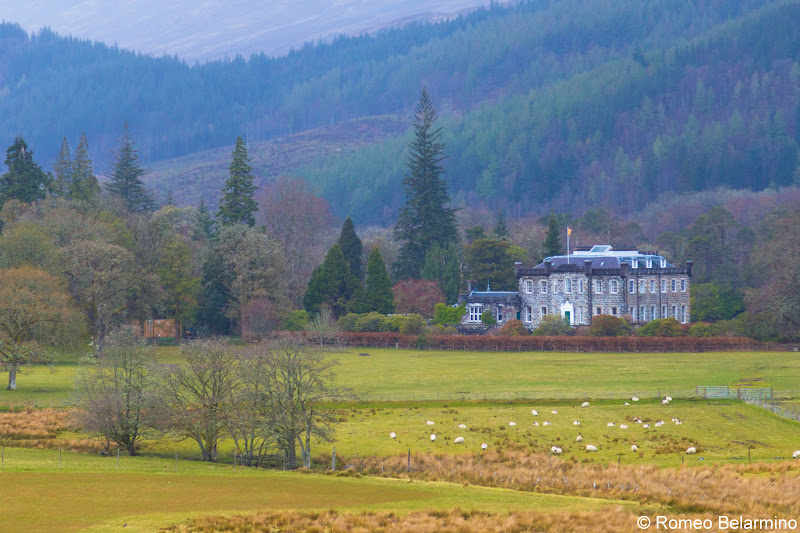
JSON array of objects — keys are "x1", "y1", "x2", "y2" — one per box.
[
  {"x1": 70, "y1": 132, "x2": 100, "y2": 201},
  {"x1": 364, "y1": 246, "x2": 394, "y2": 314},
  {"x1": 0, "y1": 136, "x2": 51, "y2": 207},
  {"x1": 543, "y1": 214, "x2": 563, "y2": 257},
  {"x1": 107, "y1": 123, "x2": 155, "y2": 212},
  {"x1": 494, "y1": 212, "x2": 509, "y2": 240},
  {"x1": 217, "y1": 136, "x2": 258, "y2": 227},
  {"x1": 394, "y1": 88, "x2": 458, "y2": 279},
  {"x1": 337, "y1": 216, "x2": 363, "y2": 281},
  {"x1": 421, "y1": 243, "x2": 461, "y2": 304},
  {"x1": 303, "y1": 243, "x2": 360, "y2": 317},
  {"x1": 52, "y1": 137, "x2": 71, "y2": 197},
  {"x1": 194, "y1": 198, "x2": 216, "y2": 240}
]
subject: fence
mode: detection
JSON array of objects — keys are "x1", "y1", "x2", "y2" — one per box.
[
  {"x1": 742, "y1": 397, "x2": 800, "y2": 422},
  {"x1": 697, "y1": 386, "x2": 774, "y2": 400}
]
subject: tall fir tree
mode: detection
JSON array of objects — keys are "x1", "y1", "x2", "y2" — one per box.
[
  {"x1": 0, "y1": 136, "x2": 51, "y2": 207},
  {"x1": 394, "y1": 88, "x2": 458, "y2": 279},
  {"x1": 217, "y1": 136, "x2": 258, "y2": 227},
  {"x1": 70, "y1": 132, "x2": 100, "y2": 201},
  {"x1": 107, "y1": 123, "x2": 155, "y2": 212},
  {"x1": 52, "y1": 137, "x2": 71, "y2": 197},
  {"x1": 337, "y1": 216, "x2": 363, "y2": 281},
  {"x1": 302, "y1": 243, "x2": 361, "y2": 317},
  {"x1": 543, "y1": 214, "x2": 564, "y2": 257},
  {"x1": 194, "y1": 197, "x2": 216, "y2": 240},
  {"x1": 494, "y1": 212, "x2": 509, "y2": 240},
  {"x1": 364, "y1": 246, "x2": 395, "y2": 314},
  {"x1": 421, "y1": 243, "x2": 461, "y2": 304}
]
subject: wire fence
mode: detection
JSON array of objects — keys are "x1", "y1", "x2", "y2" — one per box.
[{"x1": 742, "y1": 397, "x2": 800, "y2": 423}]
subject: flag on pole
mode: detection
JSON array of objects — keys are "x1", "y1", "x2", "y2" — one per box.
[{"x1": 567, "y1": 227, "x2": 572, "y2": 236}]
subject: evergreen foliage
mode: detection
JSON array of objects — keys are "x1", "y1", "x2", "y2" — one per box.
[
  {"x1": 542, "y1": 215, "x2": 563, "y2": 257},
  {"x1": 394, "y1": 88, "x2": 458, "y2": 279},
  {"x1": 302, "y1": 243, "x2": 361, "y2": 317},
  {"x1": 463, "y1": 238, "x2": 516, "y2": 291},
  {"x1": 421, "y1": 243, "x2": 461, "y2": 304},
  {"x1": 217, "y1": 136, "x2": 258, "y2": 227},
  {"x1": 493, "y1": 212, "x2": 509, "y2": 240},
  {"x1": 52, "y1": 137, "x2": 71, "y2": 197},
  {"x1": 194, "y1": 197, "x2": 216, "y2": 240},
  {"x1": 107, "y1": 123, "x2": 155, "y2": 212},
  {"x1": 433, "y1": 302, "x2": 466, "y2": 325},
  {"x1": 364, "y1": 246, "x2": 394, "y2": 314},
  {"x1": 70, "y1": 132, "x2": 100, "y2": 201},
  {"x1": 337, "y1": 217, "x2": 363, "y2": 280},
  {"x1": 0, "y1": 136, "x2": 51, "y2": 207}
]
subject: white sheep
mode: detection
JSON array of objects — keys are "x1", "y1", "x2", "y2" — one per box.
[
  {"x1": 543, "y1": 421, "x2": 551, "y2": 426},
  {"x1": 671, "y1": 417, "x2": 678, "y2": 422},
  {"x1": 430, "y1": 434, "x2": 437, "y2": 441},
  {"x1": 573, "y1": 420, "x2": 580, "y2": 426},
  {"x1": 581, "y1": 401, "x2": 590, "y2": 408},
  {"x1": 675, "y1": 420, "x2": 683, "y2": 425},
  {"x1": 632, "y1": 396, "x2": 639, "y2": 402},
  {"x1": 643, "y1": 424, "x2": 650, "y2": 428},
  {"x1": 624, "y1": 402, "x2": 630, "y2": 406},
  {"x1": 458, "y1": 423, "x2": 467, "y2": 429},
  {"x1": 686, "y1": 446, "x2": 696, "y2": 454},
  {"x1": 481, "y1": 443, "x2": 488, "y2": 450},
  {"x1": 551, "y1": 409, "x2": 558, "y2": 414},
  {"x1": 631, "y1": 445, "x2": 638, "y2": 452},
  {"x1": 426, "y1": 420, "x2": 435, "y2": 426},
  {"x1": 585, "y1": 444, "x2": 598, "y2": 452},
  {"x1": 551, "y1": 446, "x2": 562, "y2": 455},
  {"x1": 390, "y1": 432, "x2": 396, "y2": 439},
  {"x1": 509, "y1": 421, "x2": 517, "y2": 427},
  {"x1": 454, "y1": 437, "x2": 464, "y2": 444},
  {"x1": 661, "y1": 399, "x2": 670, "y2": 405},
  {"x1": 620, "y1": 424, "x2": 628, "y2": 429},
  {"x1": 665, "y1": 396, "x2": 672, "y2": 402},
  {"x1": 532, "y1": 421, "x2": 539, "y2": 426},
  {"x1": 793, "y1": 450, "x2": 800, "y2": 459},
  {"x1": 607, "y1": 422, "x2": 615, "y2": 427},
  {"x1": 531, "y1": 409, "x2": 538, "y2": 416},
  {"x1": 576, "y1": 435, "x2": 583, "y2": 442}
]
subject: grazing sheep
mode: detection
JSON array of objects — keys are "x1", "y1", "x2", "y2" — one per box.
[
  {"x1": 426, "y1": 420, "x2": 435, "y2": 426},
  {"x1": 551, "y1": 446, "x2": 563, "y2": 455},
  {"x1": 686, "y1": 447, "x2": 696, "y2": 454},
  {"x1": 454, "y1": 437, "x2": 464, "y2": 444},
  {"x1": 635, "y1": 419, "x2": 643, "y2": 424},
  {"x1": 671, "y1": 417, "x2": 678, "y2": 422},
  {"x1": 543, "y1": 421, "x2": 551, "y2": 426},
  {"x1": 481, "y1": 443, "x2": 488, "y2": 450},
  {"x1": 643, "y1": 424, "x2": 650, "y2": 428},
  {"x1": 620, "y1": 424, "x2": 628, "y2": 429},
  {"x1": 551, "y1": 409, "x2": 558, "y2": 414},
  {"x1": 665, "y1": 396, "x2": 672, "y2": 402},
  {"x1": 577, "y1": 435, "x2": 583, "y2": 442},
  {"x1": 675, "y1": 420, "x2": 683, "y2": 425},
  {"x1": 581, "y1": 401, "x2": 590, "y2": 408},
  {"x1": 390, "y1": 432, "x2": 396, "y2": 439},
  {"x1": 573, "y1": 420, "x2": 581, "y2": 426},
  {"x1": 631, "y1": 445, "x2": 638, "y2": 452},
  {"x1": 458, "y1": 423, "x2": 467, "y2": 429},
  {"x1": 430, "y1": 434, "x2": 437, "y2": 441},
  {"x1": 585, "y1": 444, "x2": 598, "y2": 452},
  {"x1": 607, "y1": 422, "x2": 615, "y2": 427},
  {"x1": 509, "y1": 421, "x2": 517, "y2": 427},
  {"x1": 661, "y1": 399, "x2": 670, "y2": 405},
  {"x1": 531, "y1": 409, "x2": 538, "y2": 416},
  {"x1": 632, "y1": 396, "x2": 639, "y2": 402},
  {"x1": 532, "y1": 421, "x2": 539, "y2": 426},
  {"x1": 624, "y1": 402, "x2": 630, "y2": 406},
  {"x1": 793, "y1": 450, "x2": 800, "y2": 459}
]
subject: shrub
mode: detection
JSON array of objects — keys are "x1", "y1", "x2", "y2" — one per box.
[
  {"x1": 637, "y1": 318, "x2": 685, "y2": 337},
  {"x1": 337, "y1": 313, "x2": 360, "y2": 332},
  {"x1": 282, "y1": 310, "x2": 310, "y2": 331},
  {"x1": 433, "y1": 303, "x2": 466, "y2": 325},
  {"x1": 533, "y1": 315, "x2": 573, "y2": 336},
  {"x1": 495, "y1": 319, "x2": 529, "y2": 336},
  {"x1": 689, "y1": 322, "x2": 714, "y2": 337},
  {"x1": 354, "y1": 312, "x2": 389, "y2": 332},
  {"x1": 589, "y1": 315, "x2": 631, "y2": 337},
  {"x1": 429, "y1": 324, "x2": 457, "y2": 335},
  {"x1": 480, "y1": 309, "x2": 497, "y2": 325},
  {"x1": 398, "y1": 314, "x2": 426, "y2": 334}
]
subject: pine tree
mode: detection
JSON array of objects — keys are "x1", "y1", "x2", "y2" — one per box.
[
  {"x1": 394, "y1": 88, "x2": 458, "y2": 279},
  {"x1": 337, "y1": 217, "x2": 363, "y2": 281},
  {"x1": 421, "y1": 243, "x2": 461, "y2": 304},
  {"x1": 52, "y1": 137, "x2": 71, "y2": 197},
  {"x1": 0, "y1": 136, "x2": 51, "y2": 207},
  {"x1": 364, "y1": 246, "x2": 395, "y2": 314},
  {"x1": 70, "y1": 132, "x2": 100, "y2": 201},
  {"x1": 494, "y1": 212, "x2": 509, "y2": 240},
  {"x1": 217, "y1": 136, "x2": 258, "y2": 227},
  {"x1": 194, "y1": 198, "x2": 216, "y2": 240},
  {"x1": 543, "y1": 214, "x2": 563, "y2": 257},
  {"x1": 107, "y1": 123, "x2": 155, "y2": 212},
  {"x1": 302, "y1": 243, "x2": 360, "y2": 317}
]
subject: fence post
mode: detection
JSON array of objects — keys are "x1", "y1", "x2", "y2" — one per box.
[
  {"x1": 407, "y1": 448, "x2": 411, "y2": 472},
  {"x1": 116, "y1": 449, "x2": 120, "y2": 469},
  {"x1": 332, "y1": 447, "x2": 336, "y2": 472},
  {"x1": 175, "y1": 451, "x2": 178, "y2": 473}
]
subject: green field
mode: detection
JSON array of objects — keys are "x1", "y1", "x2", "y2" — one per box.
[
  {"x1": 2, "y1": 347, "x2": 799, "y2": 407},
  {"x1": 0, "y1": 448, "x2": 627, "y2": 533}
]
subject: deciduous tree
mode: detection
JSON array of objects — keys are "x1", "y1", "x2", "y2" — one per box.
[{"x1": 392, "y1": 279, "x2": 444, "y2": 317}]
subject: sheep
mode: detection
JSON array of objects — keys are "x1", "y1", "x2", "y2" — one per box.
[
  {"x1": 793, "y1": 450, "x2": 800, "y2": 459},
  {"x1": 607, "y1": 422, "x2": 616, "y2": 427},
  {"x1": 671, "y1": 417, "x2": 678, "y2": 422},
  {"x1": 665, "y1": 396, "x2": 672, "y2": 402},
  {"x1": 661, "y1": 399, "x2": 670, "y2": 405},
  {"x1": 675, "y1": 420, "x2": 683, "y2": 425},
  {"x1": 573, "y1": 420, "x2": 581, "y2": 426},
  {"x1": 620, "y1": 424, "x2": 628, "y2": 429},
  {"x1": 509, "y1": 421, "x2": 517, "y2": 427},
  {"x1": 551, "y1": 409, "x2": 558, "y2": 414},
  {"x1": 643, "y1": 424, "x2": 650, "y2": 428},
  {"x1": 481, "y1": 443, "x2": 488, "y2": 450},
  {"x1": 458, "y1": 423, "x2": 467, "y2": 429},
  {"x1": 426, "y1": 420, "x2": 435, "y2": 426},
  {"x1": 531, "y1": 409, "x2": 538, "y2": 416},
  {"x1": 390, "y1": 432, "x2": 396, "y2": 439},
  {"x1": 585, "y1": 444, "x2": 598, "y2": 452},
  {"x1": 632, "y1": 396, "x2": 639, "y2": 402},
  {"x1": 576, "y1": 435, "x2": 583, "y2": 442},
  {"x1": 532, "y1": 421, "x2": 539, "y2": 426},
  {"x1": 551, "y1": 446, "x2": 562, "y2": 455},
  {"x1": 581, "y1": 401, "x2": 590, "y2": 408},
  {"x1": 454, "y1": 437, "x2": 464, "y2": 444},
  {"x1": 631, "y1": 445, "x2": 638, "y2": 452},
  {"x1": 624, "y1": 402, "x2": 630, "y2": 406},
  {"x1": 543, "y1": 421, "x2": 551, "y2": 426},
  {"x1": 430, "y1": 434, "x2": 437, "y2": 441},
  {"x1": 686, "y1": 447, "x2": 696, "y2": 454}
]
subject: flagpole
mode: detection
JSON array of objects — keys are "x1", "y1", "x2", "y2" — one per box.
[{"x1": 567, "y1": 227, "x2": 570, "y2": 264}]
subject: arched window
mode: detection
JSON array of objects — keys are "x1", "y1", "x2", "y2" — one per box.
[{"x1": 564, "y1": 278, "x2": 572, "y2": 293}]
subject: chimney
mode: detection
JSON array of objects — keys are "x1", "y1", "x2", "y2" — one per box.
[
  {"x1": 544, "y1": 260, "x2": 552, "y2": 274},
  {"x1": 468, "y1": 280, "x2": 473, "y2": 293},
  {"x1": 686, "y1": 260, "x2": 694, "y2": 278},
  {"x1": 583, "y1": 259, "x2": 592, "y2": 276},
  {"x1": 514, "y1": 261, "x2": 522, "y2": 277}
]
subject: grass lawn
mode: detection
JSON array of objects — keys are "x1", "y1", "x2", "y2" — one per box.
[{"x1": 0, "y1": 448, "x2": 626, "y2": 533}]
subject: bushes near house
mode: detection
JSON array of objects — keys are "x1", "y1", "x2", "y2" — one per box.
[
  {"x1": 495, "y1": 319, "x2": 529, "y2": 336},
  {"x1": 589, "y1": 315, "x2": 631, "y2": 337},
  {"x1": 480, "y1": 310, "x2": 497, "y2": 326},
  {"x1": 433, "y1": 303, "x2": 466, "y2": 325},
  {"x1": 637, "y1": 318, "x2": 686, "y2": 337},
  {"x1": 338, "y1": 312, "x2": 425, "y2": 334},
  {"x1": 282, "y1": 310, "x2": 310, "y2": 331},
  {"x1": 532, "y1": 315, "x2": 573, "y2": 336}
]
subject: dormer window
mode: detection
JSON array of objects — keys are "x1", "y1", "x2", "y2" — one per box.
[
  {"x1": 660, "y1": 259, "x2": 667, "y2": 268},
  {"x1": 646, "y1": 260, "x2": 652, "y2": 268},
  {"x1": 631, "y1": 260, "x2": 639, "y2": 269}
]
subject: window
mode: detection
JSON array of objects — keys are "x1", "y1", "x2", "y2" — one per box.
[
  {"x1": 578, "y1": 279, "x2": 584, "y2": 294},
  {"x1": 525, "y1": 280, "x2": 533, "y2": 294},
  {"x1": 540, "y1": 280, "x2": 548, "y2": 294},
  {"x1": 681, "y1": 279, "x2": 687, "y2": 292},
  {"x1": 681, "y1": 305, "x2": 687, "y2": 324},
  {"x1": 629, "y1": 306, "x2": 635, "y2": 317},
  {"x1": 639, "y1": 280, "x2": 646, "y2": 293},
  {"x1": 631, "y1": 259, "x2": 639, "y2": 269},
  {"x1": 565, "y1": 278, "x2": 572, "y2": 293},
  {"x1": 629, "y1": 280, "x2": 635, "y2": 293},
  {"x1": 651, "y1": 306, "x2": 656, "y2": 321},
  {"x1": 646, "y1": 260, "x2": 653, "y2": 268},
  {"x1": 672, "y1": 305, "x2": 677, "y2": 319},
  {"x1": 469, "y1": 305, "x2": 482, "y2": 322},
  {"x1": 594, "y1": 280, "x2": 602, "y2": 294},
  {"x1": 661, "y1": 280, "x2": 667, "y2": 293},
  {"x1": 611, "y1": 307, "x2": 618, "y2": 316},
  {"x1": 640, "y1": 306, "x2": 646, "y2": 321},
  {"x1": 660, "y1": 259, "x2": 667, "y2": 268},
  {"x1": 661, "y1": 305, "x2": 667, "y2": 319},
  {"x1": 525, "y1": 306, "x2": 532, "y2": 322},
  {"x1": 671, "y1": 279, "x2": 677, "y2": 292},
  {"x1": 541, "y1": 306, "x2": 548, "y2": 317},
  {"x1": 595, "y1": 307, "x2": 602, "y2": 316},
  {"x1": 497, "y1": 306, "x2": 503, "y2": 322},
  {"x1": 610, "y1": 280, "x2": 618, "y2": 294},
  {"x1": 650, "y1": 280, "x2": 656, "y2": 293},
  {"x1": 552, "y1": 280, "x2": 558, "y2": 293}
]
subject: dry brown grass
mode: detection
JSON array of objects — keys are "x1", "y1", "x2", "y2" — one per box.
[
  {"x1": 320, "y1": 448, "x2": 800, "y2": 516},
  {"x1": 161, "y1": 508, "x2": 753, "y2": 533},
  {"x1": 0, "y1": 408, "x2": 101, "y2": 452}
]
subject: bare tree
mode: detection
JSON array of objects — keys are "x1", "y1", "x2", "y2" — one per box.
[
  {"x1": 163, "y1": 339, "x2": 240, "y2": 461},
  {"x1": 72, "y1": 327, "x2": 162, "y2": 455}
]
